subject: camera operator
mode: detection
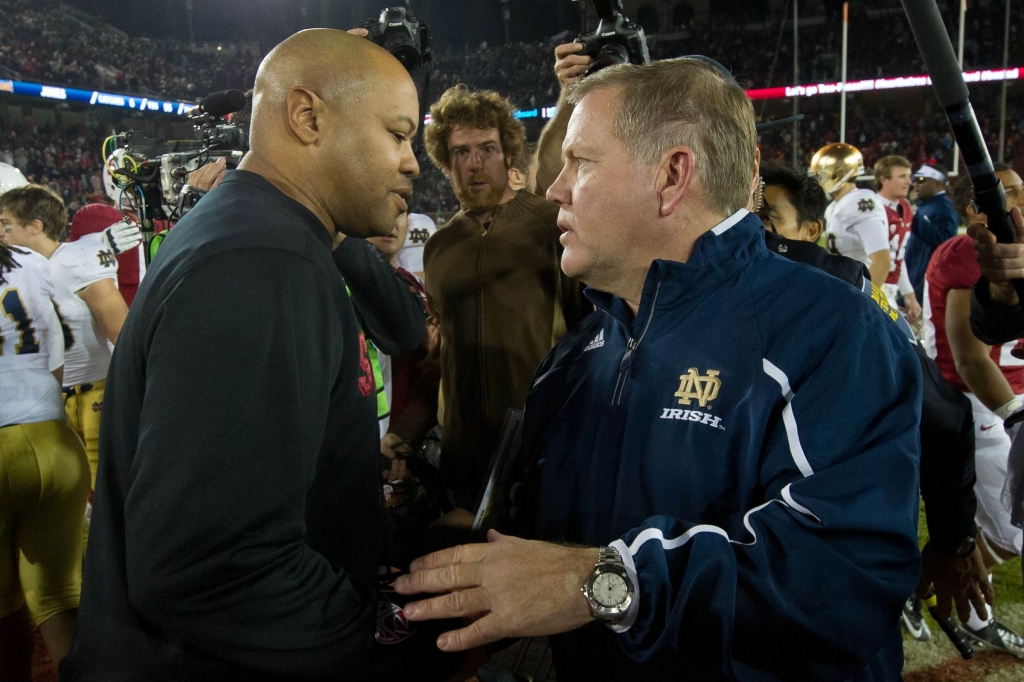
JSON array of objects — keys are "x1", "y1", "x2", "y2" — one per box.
[
  {"x1": 61, "y1": 29, "x2": 460, "y2": 681},
  {"x1": 393, "y1": 58, "x2": 922, "y2": 681}
]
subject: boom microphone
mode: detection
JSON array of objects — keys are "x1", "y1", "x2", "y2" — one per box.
[
  {"x1": 900, "y1": 0, "x2": 1024, "y2": 301},
  {"x1": 199, "y1": 89, "x2": 247, "y2": 118}
]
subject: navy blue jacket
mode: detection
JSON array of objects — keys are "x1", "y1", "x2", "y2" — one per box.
[
  {"x1": 516, "y1": 211, "x2": 922, "y2": 681},
  {"x1": 905, "y1": 192, "x2": 959, "y2": 300}
]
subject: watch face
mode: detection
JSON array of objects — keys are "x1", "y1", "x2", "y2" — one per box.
[{"x1": 592, "y1": 571, "x2": 629, "y2": 608}]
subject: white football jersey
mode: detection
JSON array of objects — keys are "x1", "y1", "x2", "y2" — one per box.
[
  {"x1": 48, "y1": 233, "x2": 119, "y2": 386},
  {"x1": 0, "y1": 248, "x2": 65, "y2": 427},
  {"x1": 824, "y1": 188, "x2": 890, "y2": 268},
  {"x1": 396, "y1": 213, "x2": 437, "y2": 274}
]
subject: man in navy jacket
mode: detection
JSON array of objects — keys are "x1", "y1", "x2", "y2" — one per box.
[
  {"x1": 396, "y1": 58, "x2": 922, "y2": 681},
  {"x1": 905, "y1": 164, "x2": 960, "y2": 300}
]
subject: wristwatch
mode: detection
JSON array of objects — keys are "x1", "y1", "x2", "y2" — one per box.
[
  {"x1": 581, "y1": 546, "x2": 635, "y2": 623},
  {"x1": 952, "y1": 535, "x2": 977, "y2": 558}
]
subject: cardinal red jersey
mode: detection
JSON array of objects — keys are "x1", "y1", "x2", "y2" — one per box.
[
  {"x1": 69, "y1": 204, "x2": 142, "y2": 307},
  {"x1": 923, "y1": 234, "x2": 1024, "y2": 393},
  {"x1": 884, "y1": 198, "x2": 912, "y2": 286}
]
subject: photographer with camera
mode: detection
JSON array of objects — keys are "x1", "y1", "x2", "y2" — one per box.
[
  {"x1": 535, "y1": 0, "x2": 648, "y2": 196},
  {"x1": 61, "y1": 29, "x2": 462, "y2": 681}
]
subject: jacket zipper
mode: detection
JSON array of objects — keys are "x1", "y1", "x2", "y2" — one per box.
[
  {"x1": 611, "y1": 279, "x2": 661, "y2": 407},
  {"x1": 476, "y1": 207, "x2": 496, "y2": 423}
]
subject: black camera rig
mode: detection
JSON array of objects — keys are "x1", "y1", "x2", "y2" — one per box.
[
  {"x1": 577, "y1": 0, "x2": 650, "y2": 76},
  {"x1": 359, "y1": 7, "x2": 431, "y2": 76},
  {"x1": 104, "y1": 89, "x2": 248, "y2": 226}
]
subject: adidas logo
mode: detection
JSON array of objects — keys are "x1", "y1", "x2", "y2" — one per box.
[{"x1": 583, "y1": 329, "x2": 605, "y2": 352}]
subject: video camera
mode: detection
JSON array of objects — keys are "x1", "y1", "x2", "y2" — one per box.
[
  {"x1": 577, "y1": 0, "x2": 650, "y2": 76},
  {"x1": 359, "y1": 7, "x2": 431, "y2": 76},
  {"x1": 104, "y1": 89, "x2": 248, "y2": 225}
]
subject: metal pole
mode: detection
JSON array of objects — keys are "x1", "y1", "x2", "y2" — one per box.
[
  {"x1": 502, "y1": 0, "x2": 510, "y2": 44},
  {"x1": 185, "y1": 0, "x2": 195, "y2": 43},
  {"x1": 952, "y1": 0, "x2": 966, "y2": 174},
  {"x1": 840, "y1": 3, "x2": 848, "y2": 143},
  {"x1": 999, "y1": 0, "x2": 1011, "y2": 162},
  {"x1": 792, "y1": 0, "x2": 799, "y2": 166}
]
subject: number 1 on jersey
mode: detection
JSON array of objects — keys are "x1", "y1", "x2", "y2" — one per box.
[{"x1": 1, "y1": 288, "x2": 40, "y2": 355}]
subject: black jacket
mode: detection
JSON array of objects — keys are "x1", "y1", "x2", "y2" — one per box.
[
  {"x1": 62, "y1": 171, "x2": 454, "y2": 681},
  {"x1": 333, "y1": 237, "x2": 425, "y2": 356}
]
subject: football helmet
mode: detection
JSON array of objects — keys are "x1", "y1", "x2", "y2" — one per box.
[
  {"x1": 810, "y1": 143, "x2": 865, "y2": 195},
  {"x1": 0, "y1": 162, "x2": 28, "y2": 195}
]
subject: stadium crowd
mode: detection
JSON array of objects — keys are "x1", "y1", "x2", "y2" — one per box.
[
  {"x1": 0, "y1": 120, "x2": 108, "y2": 216},
  {"x1": 1, "y1": 1, "x2": 1021, "y2": 103},
  {"x1": 4, "y1": 4, "x2": 1024, "y2": 682}
]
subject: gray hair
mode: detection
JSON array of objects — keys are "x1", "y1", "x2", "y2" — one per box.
[{"x1": 566, "y1": 58, "x2": 757, "y2": 217}]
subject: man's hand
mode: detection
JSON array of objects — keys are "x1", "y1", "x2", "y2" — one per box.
[
  {"x1": 186, "y1": 157, "x2": 227, "y2": 192},
  {"x1": 394, "y1": 530, "x2": 598, "y2": 652},
  {"x1": 381, "y1": 432, "x2": 411, "y2": 481},
  {"x1": 104, "y1": 219, "x2": 142, "y2": 254},
  {"x1": 554, "y1": 43, "x2": 592, "y2": 89},
  {"x1": 967, "y1": 206, "x2": 1024, "y2": 307},
  {"x1": 917, "y1": 542, "x2": 993, "y2": 622},
  {"x1": 902, "y1": 292, "x2": 922, "y2": 321}
]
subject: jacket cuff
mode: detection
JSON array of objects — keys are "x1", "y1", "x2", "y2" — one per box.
[{"x1": 607, "y1": 539, "x2": 640, "y2": 633}]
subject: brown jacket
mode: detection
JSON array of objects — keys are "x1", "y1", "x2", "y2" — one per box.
[{"x1": 408, "y1": 191, "x2": 588, "y2": 503}]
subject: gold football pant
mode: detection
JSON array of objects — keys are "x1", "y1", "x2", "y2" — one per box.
[
  {"x1": 0, "y1": 419, "x2": 90, "y2": 625},
  {"x1": 64, "y1": 379, "x2": 104, "y2": 490}
]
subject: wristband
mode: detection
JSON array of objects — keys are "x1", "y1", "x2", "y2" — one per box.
[{"x1": 995, "y1": 398, "x2": 1023, "y2": 421}]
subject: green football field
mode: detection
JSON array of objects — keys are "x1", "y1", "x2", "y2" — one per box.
[{"x1": 904, "y1": 503, "x2": 1024, "y2": 681}]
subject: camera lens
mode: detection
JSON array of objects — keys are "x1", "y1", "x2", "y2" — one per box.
[
  {"x1": 383, "y1": 32, "x2": 423, "y2": 75},
  {"x1": 586, "y1": 42, "x2": 630, "y2": 76}
]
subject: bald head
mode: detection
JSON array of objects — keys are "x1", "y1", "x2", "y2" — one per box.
[
  {"x1": 250, "y1": 29, "x2": 409, "y2": 151},
  {"x1": 239, "y1": 29, "x2": 420, "y2": 239}
]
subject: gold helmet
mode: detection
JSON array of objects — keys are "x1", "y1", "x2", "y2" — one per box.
[{"x1": 809, "y1": 143, "x2": 865, "y2": 195}]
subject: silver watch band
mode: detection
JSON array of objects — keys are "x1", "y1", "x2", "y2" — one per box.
[{"x1": 598, "y1": 545, "x2": 623, "y2": 566}]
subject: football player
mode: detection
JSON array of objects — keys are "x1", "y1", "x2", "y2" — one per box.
[
  {"x1": 812, "y1": 142, "x2": 892, "y2": 289},
  {"x1": 874, "y1": 155, "x2": 921, "y2": 320},
  {"x1": 0, "y1": 186, "x2": 140, "y2": 491},
  {"x1": 923, "y1": 177, "x2": 1024, "y2": 656},
  {"x1": 0, "y1": 236, "x2": 90, "y2": 677},
  {"x1": 396, "y1": 212, "x2": 436, "y2": 281}
]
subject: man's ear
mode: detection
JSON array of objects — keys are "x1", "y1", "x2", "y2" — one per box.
[
  {"x1": 801, "y1": 219, "x2": 823, "y2": 243},
  {"x1": 285, "y1": 86, "x2": 323, "y2": 145},
  {"x1": 657, "y1": 146, "x2": 697, "y2": 217},
  {"x1": 28, "y1": 218, "x2": 45, "y2": 237}
]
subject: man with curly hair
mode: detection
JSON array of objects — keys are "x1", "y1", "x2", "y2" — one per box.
[{"x1": 385, "y1": 85, "x2": 587, "y2": 506}]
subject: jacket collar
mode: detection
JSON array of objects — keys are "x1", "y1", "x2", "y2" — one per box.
[{"x1": 585, "y1": 210, "x2": 764, "y2": 336}]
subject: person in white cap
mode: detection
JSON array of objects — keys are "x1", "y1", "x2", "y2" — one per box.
[{"x1": 906, "y1": 163, "x2": 959, "y2": 300}]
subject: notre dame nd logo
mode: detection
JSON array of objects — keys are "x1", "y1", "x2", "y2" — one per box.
[
  {"x1": 857, "y1": 198, "x2": 876, "y2": 213},
  {"x1": 97, "y1": 250, "x2": 117, "y2": 268},
  {"x1": 674, "y1": 368, "x2": 721, "y2": 408},
  {"x1": 408, "y1": 228, "x2": 430, "y2": 245}
]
